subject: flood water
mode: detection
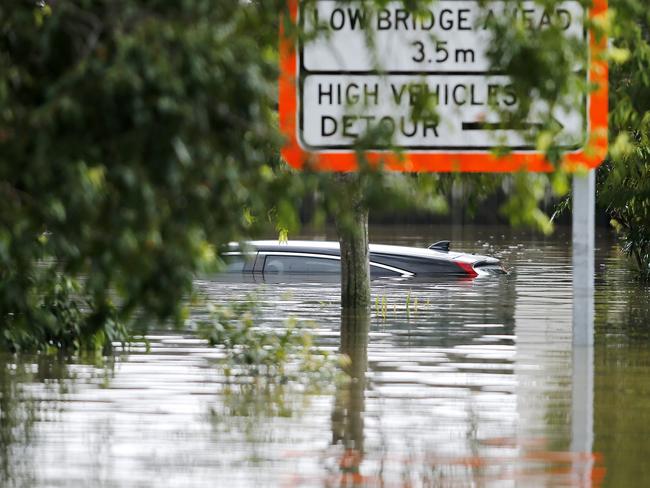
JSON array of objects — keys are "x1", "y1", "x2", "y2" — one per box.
[{"x1": 1, "y1": 225, "x2": 649, "y2": 487}]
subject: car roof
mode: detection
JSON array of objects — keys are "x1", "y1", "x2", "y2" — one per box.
[{"x1": 242, "y1": 239, "x2": 469, "y2": 260}]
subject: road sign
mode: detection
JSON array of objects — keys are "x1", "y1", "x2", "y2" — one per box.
[{"x1": 279, "y1": 0, "x2": 608, "y2": 172}]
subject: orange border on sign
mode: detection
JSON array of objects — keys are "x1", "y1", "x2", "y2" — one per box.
[{"x1": 280, "y1": 0, "x2": 608, "y2": 172}]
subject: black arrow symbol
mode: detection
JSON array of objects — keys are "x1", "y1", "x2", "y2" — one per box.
[{"x1": 462, "y1": 117, "x2": 564, "y2": 132}]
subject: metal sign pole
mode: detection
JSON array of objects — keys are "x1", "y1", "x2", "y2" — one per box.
[
  {"x1": 572, "y1": 170, "x2": 595, "y2": 346},
  {"x1": 571, "y1": 170, "x2": 595, "y2": 484}
]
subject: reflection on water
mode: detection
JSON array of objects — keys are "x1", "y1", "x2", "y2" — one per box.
[
  {"x1": 0, "y1": 359, "x2": 37, "y2": 487},
  {"x1": 0, "y1": 355, "x2": 113, "y2": 487},
  {"x1": 331, "y1": 311, "x2": 369, "y2": 485},
  {"x1": 0, "y1": 225, "x2": 648, "y2": 486}
]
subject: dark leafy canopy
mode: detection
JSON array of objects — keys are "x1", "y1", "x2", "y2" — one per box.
[{"x1": 0, "y1": 0, "x2": 294, "y2": 350}]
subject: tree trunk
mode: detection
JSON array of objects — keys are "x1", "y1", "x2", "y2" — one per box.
[
  {"x1": 334, "y1": 174, "x2": 370, "y2": 311},
  {"x1": 331, "y1": 174, "x2": 371, "y2": 475}
]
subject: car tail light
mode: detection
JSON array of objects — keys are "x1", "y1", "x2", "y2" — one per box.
[{"x1": 455, "y1": 261, "x2": 478, "y2": 277}]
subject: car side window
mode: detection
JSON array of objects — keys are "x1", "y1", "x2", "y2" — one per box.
[
  {"x1": 370, "y1": 264, "x2": 402, "y2": 277},
  {"x1": 263, "y1": 255, "x2": 340, "y2": 274}
]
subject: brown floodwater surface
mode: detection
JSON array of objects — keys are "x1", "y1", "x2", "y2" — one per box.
[{"x1": 0, "y1": 225, "x2": 648, "y2": 487}]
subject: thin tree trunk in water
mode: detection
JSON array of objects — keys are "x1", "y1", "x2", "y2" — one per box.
[
  {"x1": 332, "y1": 174, "x2": 371, "y2": 474},
  {"x1": 334, "y1": 174, "x2": 370, "y2": 311}
]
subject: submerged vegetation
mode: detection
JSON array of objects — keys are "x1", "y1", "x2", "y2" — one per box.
[
  {"x1": 199, "y1": 297, "x2": 344, "y2": 429},
  {"x1": 197, "y1": 298, "x2": 337, "y2": 385}
]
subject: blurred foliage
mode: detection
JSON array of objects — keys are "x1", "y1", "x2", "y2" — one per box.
[
  {"x1": 479, "y1": 0, "x2": 650, "y2": 278},
  {"x1": 552, "y1": 0, "x2": 650, "y2": 278},
  {"x1": 1, "y1": 0, "x2": 648, "y2": 352},
  {"x1": 0, "y1": 0, "x2": 295, "y2": 351},
  {"x1": 600, "y1": 0, "x2": 650, "y2": 279}
]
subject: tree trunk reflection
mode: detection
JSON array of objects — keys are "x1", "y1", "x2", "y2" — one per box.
[{"x1": 332, "y1": 310, "x2": 370, "y2": 483}]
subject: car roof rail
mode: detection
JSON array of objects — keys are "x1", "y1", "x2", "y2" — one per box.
[{"x1": 428, "y1": 240, "x2": 450, "y2": 252}]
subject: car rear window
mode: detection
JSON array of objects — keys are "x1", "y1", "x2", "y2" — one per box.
[{"x1": 222, "y1": 253, "x2": 254, "y2": 272}]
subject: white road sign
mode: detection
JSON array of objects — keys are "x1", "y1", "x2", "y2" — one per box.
[{"x1": 298, "y1": 0, "x2": 587, "y2": 151}]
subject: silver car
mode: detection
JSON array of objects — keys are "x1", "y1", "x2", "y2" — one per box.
[{"x1": 222, "y1": 240, "x2": 507, "y2": 278}]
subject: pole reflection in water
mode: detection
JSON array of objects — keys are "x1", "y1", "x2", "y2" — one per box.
[
  {"x1": 572, "y1": 346, "x2": 595, "y2": 486},
  {"x1": 332, "y1": 310, "x2": 369, "y2": 485}
]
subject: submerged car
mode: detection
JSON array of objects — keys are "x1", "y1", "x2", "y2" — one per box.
[{"x1": 222, "y1": 240, "x2": 507, "y2": 278}]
